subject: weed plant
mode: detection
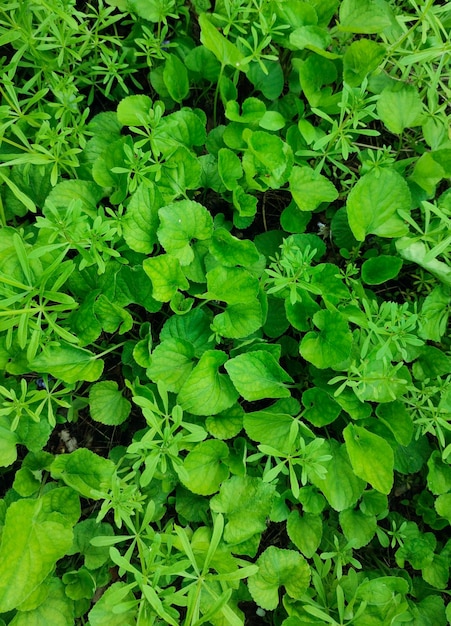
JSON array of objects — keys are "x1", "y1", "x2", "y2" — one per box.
[{"x1": 0, "y1": 0, "x2": 450, "y2": 624}]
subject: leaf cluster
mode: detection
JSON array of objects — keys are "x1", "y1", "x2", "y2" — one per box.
[{"x1": 0, "y1": 0, "x2": 450, "y2": 624}]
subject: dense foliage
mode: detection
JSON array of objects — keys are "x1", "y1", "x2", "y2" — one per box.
[{"x1": 0, "y1": 0, "x2": 450, "y2": 624}]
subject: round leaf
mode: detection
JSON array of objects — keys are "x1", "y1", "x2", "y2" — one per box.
[
  {"x1": 300, "y1": 310, "x2": 352, "y2": 369},
  {"x1": 377, "y1": 83, "x2": 423, "y2": 134},
  {"x1": 289, "y1": 165, "x2": 338, "y2": 211},
  {"x1": 339, "y1": 508, "x2": 377, "y2": 548},
  {"x1": 117, "y1": 95, "x2": 152, "y2": 126},
  {"x1": 181, "y1": 440, "x2": 229, "y2": 495},
  {"x1": 302, "y1": 387, "x2": 341, "y2": 426},
  {"x1": 225, "y1": 351, "x2": 293, "y2": 402},
  {"x1": 158, "y1": 200, "x2": 213, "y2": 266},
  {"x1": 361, "y1": 255, "x2": 403, "y2": 284},
  {"x1": 347, "y1": 169, "x2": 411, "y2": 241},
  {"x1": 210, "y1": 475, "x2": 276, "y2": 544},
  {"x1": 343, "y1": 39, "x2": 385, "y2": 86},
  {"x1": 177, "y1": 350, "x2": 239, "y2": 416},
  {"x1": 89, "y1": 381, "x2": 131, "y2": 426},
  {"x1": 248, "y1": 547, "x2": 310, "y2": 610},
  {"x1": 287, "y1": 511, "x2": 322, "y2": 558}
]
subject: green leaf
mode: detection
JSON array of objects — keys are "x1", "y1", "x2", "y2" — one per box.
[
  {"x1": 50, "y1": 448, "x2": 115, "y2": 499},
  {"x1": 435, "y1": 493, "x2": 451, "y2": 522},
  {"x1": 88, "y1": 582, "x2": 138, "y2": 626},
  {"x1": 205, "y1": 265, "x2": 259, "y2": 303},
  {"x1": 413, "y1": 345, "x2": 451, "y2": 381},
  {"x1": 343, "y1": 424, "x2": 394, "y2": 494},
  {"x1": 247, "y1": 60, "x2": 284, "y2": 100},
  {"x1": 127, "y1": 0, "x2": 175, "y2": 21},
  {"x1": 63, "y1": 566, "x2": 96, "y2": 600},
  {"x1": 409, "y1": 150, "x2": 451, "y2": 195},
  {"x1": 177, "y1": 350, "x2": 239, "y2": 416},
  {"x1": 302, "y1": 388, "x2": 341, "y2": 426},
  {"x1": 232, "y1": 186, "x2": 258, "y2": 218},
  {"x1": 244, "y1": 406, "x2": 307, "y2": 451},
  {"x1": 117, "y1": 95, "x2": 152, "y2": 126},
  {"x1": 361, "y1": 255, "x2": 403, "y2": 284},
  {"x1": 356, "y1": 575, "x2": 409, "y2": 604},
  {"x1": 147, "y1": 338, "x2": 195, "y2": 393},
  {"x1": 296, "y1": 55, "x2": 339, "y2": 109},
  {"x1": 10, "y1": 578, "x2": 74, "y2": 626},
  {"x1": 419, "y1": 285, "x2": 451, "y2": 342},
  {"x1": 289, "y1": 165, "x2": 338, "y2": 212},
  {"x1": 94, "y1": 295, "x2": 133, "y2": 335},
  {"x1": 185, "y1": 45, "x2": 221, "y2": 82},
  {"x1": 212, "y1": 299, "x2": 263, "y2": 339},
  {"x1": 427, "y1": 451, "x2": 451, "y2": 496},
  {"x1": 160, "y1": 307, "x2": 215, "y2": 357},
  {"x1": 225, "y1": 351, "x2": 293, "y2": 402},
  {"x1": 69, "y1": 518, "x2": 114, "y2": 570},
  {"x1": 217, "y1": 149, "x2": 243, "y2": 191},
  {"x1": 248, "y1": 547, "x2": 310, "y2": 610},
  {"x1": 377, "y1": 83, "x2": 423, "y2": 134},
  {"x1": 290, "y1": 26, "x2": 334, "y2": 57},
  {"x1": 89, "y1": 381, "x2": 131, "y2": 426},
  {"x1": 44, "y1": 180, "x2": 103, "y2": 217},
  {"x1": 0, "y1": 498, "x2": 74, "y2": 612},
  {"x1": 198, "y1": 13, "x2": 248, "y2": 71},
  {"x1": 42, "y1": 486, "x2": 81, "y2": 527},
  {"x1": 376, "y1": 401, "x2": 413, "y2": 446},
  {"x1": 339, "y1": 0, "x2": 393, "y2": 33},
  {"x1": 243, "y1": 130, "x2": 293, "y2": 190},
  {"x1": 300, "y1": 310, "x2": 352, "y2": 369},
  {"x1": 309, "y1": 440, "x2": 365, "y2": 511},
  {"x1": 206, "y1": 404, "x2": 244, "y2": 440},
  {"x1": 395, "y1": 531, "x2": 436, "y2": 570},
  {"x1": 287, "y1": 511, "x2": 322, "y2": 558},
  {"x1": 123, "y1": 183, "x2": 163, "y2": 254},
  {"x1": 68, "y1": 290, "x2": 102, "y2": 346},
  {"x1": 347, "y1": 169, "x2": 411, "y2": 241},
  {"x1": 157, "y1": 200, "x2": 213, "y2": 265},
  {"x1": 143, "y1": 254, "x2": 190, "y2": 302},
  {"x1": 163, "y1": 54, "x2": 189, "y2": 102},
  {"x1": 153, "y1": 110, "x2": 206, "y2": 156},
  {"x1": 226, "y1": 97, "x2": 266, "y2": 124},
  {"x1": 210, "y1": 476, "x2": 276, "y2": 544},
  {"x1": 209, "y1": 227, "x2": 260, "y2": 267},
  {"x1": 343, "y1": 39, "x2": 385, "y2": 86},
  {"x1": 339, "y1": 508, "x2": 377, "y2": 548},
  {"x1": 30, "y1": 343, "x2": 104, "y2": 384},
  {"x1": 0, "y1": 416, "x2": 18, "y2": 467},
  {"x1": 181, "y1": 440, "x2": 229, "y2": 495},
  {"x1": 159, "y1": 145, "x2": 202, "y2": 199}
]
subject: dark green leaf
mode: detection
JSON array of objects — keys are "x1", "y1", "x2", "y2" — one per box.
[{"x1": 361, "y1": 255, "x2": 403, "y2": 284}]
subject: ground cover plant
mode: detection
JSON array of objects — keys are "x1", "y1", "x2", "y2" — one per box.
[{"x1": 0, "y1": 0, "x2": 450, "y2": 623}]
